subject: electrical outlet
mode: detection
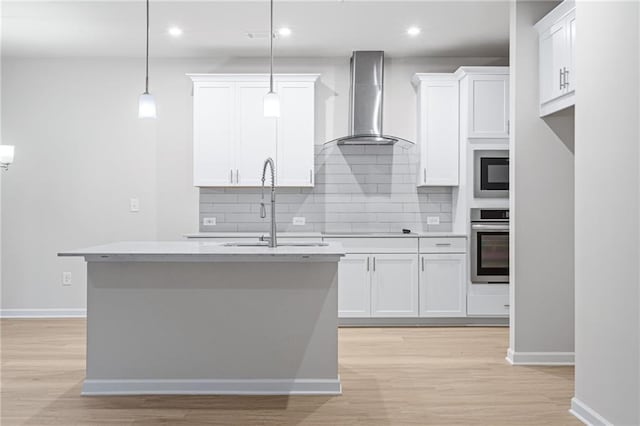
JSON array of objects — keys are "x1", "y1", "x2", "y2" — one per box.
[
  {"x1": 203, "y1": 217, "x2": 217, "y2": 226},
  {"x1": 129, "y1": 198, "x2": 140, "y2": 212},
  {"x1": 292, "y1": 217, "x2": 306, "y2": 226},
  {"x1": 427, "y1": 216, "x2": 440, "y2": 225},
  {"x1": 62, "y1": 272, "x2": 72, "y2": 286}
]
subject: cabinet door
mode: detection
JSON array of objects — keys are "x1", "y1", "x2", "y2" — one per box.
[
  {"x1": 419, "y1": 254, "x2": 466, "y2": 317},
  {"x1": 565, "y1": 10, "x2": 576, "y2": 95},
  {"x1": 276, "y1": 81, "x2": 315, "y2": 187},
  {"x1": 371, "y1": 254, "x2": 419, "y2": 317},
  {"x1": 467, "y1": 75, "x2": 510, "y2": 138},
  {"x1": 417, "y1": 78, "x2": 459, "y2": 186},
  {"x1": 193, "y1": 82, "x2": 236, "y2": 186},
  {"x1": 235, "y1": 82, "x2": 277, "y2": 186},
  {"x1": 338, "y1": 254, "x2": 371, "y2": 318},
  {"x1": 539, "y1": 21, "x2": 567, "y2": 105}
]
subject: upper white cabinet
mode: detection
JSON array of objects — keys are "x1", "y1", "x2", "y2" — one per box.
[
  {"x1": 535, "y1": 0, "x2": 575, "y2": 117},
  {"x1": 189, "y1": 74, "x2": 319, "y2": 187},
  {"x1": 413, "y1": 74, "x2": 460, "y2": 186},
  {"x1": 456, "y1": 68, "x2": 510, "y2": 139}
]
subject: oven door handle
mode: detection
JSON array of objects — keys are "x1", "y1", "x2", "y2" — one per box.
[{"x1": 471, "y1": 224, "x2": 509, "y2": 231}]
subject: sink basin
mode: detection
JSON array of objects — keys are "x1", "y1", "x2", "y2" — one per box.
[{"x1": 223, "y1": 241, "x2": 328, "y2": 247}]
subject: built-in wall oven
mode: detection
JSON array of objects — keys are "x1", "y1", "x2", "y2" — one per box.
[
  {"x1": 470, "y1": 208, "x2": 509, "y2": 283},
  {"x1": 474, "y1": 150, "x2": 509, "y2": 198}
]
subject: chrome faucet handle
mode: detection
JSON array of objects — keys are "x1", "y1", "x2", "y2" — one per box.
[{"x1": 260, "y1": 202, "x2": 267, "y2": 219}]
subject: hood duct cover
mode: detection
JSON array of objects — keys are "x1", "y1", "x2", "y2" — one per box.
[{"x1": 325, "y1": 51, "x2": 414, "y2": 148}]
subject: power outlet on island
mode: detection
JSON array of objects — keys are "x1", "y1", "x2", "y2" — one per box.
[
  {"x1": 292, "y1": 217, "x2": 306, "y2": 226},
  {"x1": 427, "y1": 216, "x2": 440, "y2": 225},
  {"x1": 203, "y1": 217, "x2": 217, "y2": 226}
]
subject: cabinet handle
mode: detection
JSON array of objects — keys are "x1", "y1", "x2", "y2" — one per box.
[
  {"x1": 423, "y1": 168, "x2": 426, "y2": 183},
  {"x1": 564, "y1": 68, "x2": 570, "y2": 88},
  {"x1": 230, "y1": 169, "x2": 233, "y2": 184},
  {"x1": 421, "y1": 256, "x2": 424, "y2": 272},
  {"x1": 507, "y1": 120, "x2": 510, "y2": 135},
  {"x1": 236, "y1": 169, "x2": 239, "y2": 184},
  {"x1": 559, "y1": 68, "x2": 564, "y2": 90},
  {"x1": 504, "y1": 304, "x2": 510, "y2": 308},
  {"x1": 435, "y1": 243, "x2": 452, "y2": 247},
  {"x1": 309, "y1": 169, "x2": 313, "y2": 184},
  {"x1": 373, "y1": 257, "x2": 376, "y2": 272},
  {"x1": 367, "y1": 257, "x2": 370, "y2": 271}
]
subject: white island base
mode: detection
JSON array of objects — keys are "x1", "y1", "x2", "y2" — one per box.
[{"x1": 60, "y1": 241, "x2": 344, "y2": 396}]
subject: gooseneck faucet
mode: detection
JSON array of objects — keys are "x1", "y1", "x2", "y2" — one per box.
[{"x1": 260, "y1": 157, "x2": 277, "y2": 248}]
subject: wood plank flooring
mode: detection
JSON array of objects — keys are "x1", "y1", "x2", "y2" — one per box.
[{"x1": 1, "y1": 319, "x2": 578, "y2": 425}]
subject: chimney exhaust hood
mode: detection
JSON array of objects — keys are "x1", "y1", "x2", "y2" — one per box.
[{"x1": 325, "y1": 51, "x2": 414, "y2": 148}]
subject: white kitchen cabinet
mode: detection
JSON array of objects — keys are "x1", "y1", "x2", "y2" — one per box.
[
  {"x1": 337, "y1": 254, "x2": 371, "y2": 318},
  {"x1": 370, "y1": 254, "x2": 419, "y2": 317},
  {"x1": 419, "y1": 254, "x2": 466, "y2": 317},
  {"x1": 236, "y1": 81, "x2": 277, "y2": 186},
  {"x1": 276, "y1": 81, "x2": 315, "y2": 187},
  {"x1": 189, "y1": 74, "x2": 319, "y2": 187},
  {"x1": 413, "y1": 74, "x2": 459, "y2": 186},
  {"x1": 465, "y1": 73, "x2": 510, "y2": 138},
  {"x1": 535, "y1": 1, "x2": 575, "y2": 117},
  {"x1": 192, "y1": 82, "x2": 236, "y2": 186},
  {"x1": 337, "y1": 252, "x2": 418, "y2": 318}
]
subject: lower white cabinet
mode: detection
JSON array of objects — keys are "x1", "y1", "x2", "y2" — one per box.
[
  {"x1": 338, "y1": 254, "x2": 371, "y2": 318},
  {"x1": 419, "y1": 254, "x2": 466, "y2": 317},
  {"x1": 371, "y1": 254, "x2": 419, "y2": 317},
  {"x1": 337, "y1": 253, "x2": 418, "y2": 318}
]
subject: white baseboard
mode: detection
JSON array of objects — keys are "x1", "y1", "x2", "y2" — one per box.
[
  {"x1": 506, "y1": 348, "x2": 575, "y2": 365},
  {"x1": 82, "y1": 377, "x2": 342, "y2": 396},
  {"x1": 0, "y1": 308, "x2": 87, "y2": 318},
  {"x1": 570, "y1": 397, "x2": 612, "y2": 425}
]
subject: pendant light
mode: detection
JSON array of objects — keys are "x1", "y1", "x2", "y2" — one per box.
[
  {"x1": 138, "y1": 0, "x2": 157, "y2": 119},
  {"x1": 263, "y1": 0, "x2": 280, "y2": 118}
]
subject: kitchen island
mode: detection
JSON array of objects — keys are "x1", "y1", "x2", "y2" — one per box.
[{"x1": 59, "y1": 241, "x2": 345, "y2": 396}]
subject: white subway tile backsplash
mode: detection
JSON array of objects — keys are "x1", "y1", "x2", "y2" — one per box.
[{"x1": 199, "y1": 147, "x2": 453, "y2": 233}]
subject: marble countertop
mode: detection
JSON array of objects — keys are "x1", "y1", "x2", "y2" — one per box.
[
  {"x1": 186, "y1": 232, "x2": 467, "y2": 239},
  {"x1": 59, "y1": 241, "x2": 345, "y2": 262}
]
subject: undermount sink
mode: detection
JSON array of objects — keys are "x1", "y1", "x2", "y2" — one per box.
[{"x1": 223, "y1": 241, "x2": 329, "y2": 247}]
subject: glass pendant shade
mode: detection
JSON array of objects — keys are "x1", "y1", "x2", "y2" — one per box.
[
  {"x1": 263, "y1": 91, "x2": 280, "y2": 118},
  {"x1": 138, "y1": 92, "x2": 157, "y2": 119},
  {"x1": 0, "y1": 145, "x2": 15, "y2": 165}
]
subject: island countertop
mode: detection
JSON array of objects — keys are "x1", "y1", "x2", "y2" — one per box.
[{"x1": 59, "y1": 241, "x2": 345, "y2": 262}]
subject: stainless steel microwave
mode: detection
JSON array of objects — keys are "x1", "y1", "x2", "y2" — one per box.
[{"x1": 474, "y1": 150, "x2": 509, "y2": 198}]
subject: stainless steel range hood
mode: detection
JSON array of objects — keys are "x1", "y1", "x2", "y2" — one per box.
[{"x1": 325, "y1": 51, "x2": 414, "y2": 148}]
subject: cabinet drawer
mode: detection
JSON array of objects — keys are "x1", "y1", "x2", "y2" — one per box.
[
  {"x1": 419, "y1": 237, "x2": 466, "y2": 253},
  {"x1": 325, "y1": 238, "x2": 418, "y2": 253},
  {"x1": 467, "y1": 294, "x2": 510, "y2": 317}
]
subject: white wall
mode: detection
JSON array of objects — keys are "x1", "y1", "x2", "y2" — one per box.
[
  {"x1": 508, "y1": 0, "x2": 575, "y2": 362},
  {"x1": 573, "y1": 1, "x2": 640, "y2": 424},
  {"x1": 1, "y1": 55, "x2": 506, "y2": 313}
]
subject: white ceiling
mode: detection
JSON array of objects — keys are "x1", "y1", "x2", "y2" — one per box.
[{"x1": 1, "y1": 1, "x2": 510, "y2": 58}]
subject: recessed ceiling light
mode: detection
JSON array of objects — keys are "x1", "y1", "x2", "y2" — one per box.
[
  {"x1": 278, "y1": 27, "x2": 292, "y2": 37},
  {"x1": 168, "y1": 27, "x2": 183, "y2": 37},
  {"x1": 407, "y1": 26, "x2": 421, "y2": 37}
]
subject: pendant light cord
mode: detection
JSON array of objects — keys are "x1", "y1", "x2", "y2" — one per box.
[
  {"x1": 269, "y1": 0, "x2": 274, "y2": 93},
  {"x1": 145, "y1": 0, "x2": 150, "y2": 94}
]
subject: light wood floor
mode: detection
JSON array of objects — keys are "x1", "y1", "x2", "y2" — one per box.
[{"x1": 1, "y1": 319, "x2": 578, "y2": 425}]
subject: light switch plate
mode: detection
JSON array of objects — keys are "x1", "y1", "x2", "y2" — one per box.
[
  {"x1": 292, "y1": 217, "x2": 306, "y2": 226},
  {"x1": 427, "y1": 216, "x2": 440, "y2": 225},
  {"x1": 203, "y1": 217, "x2": 217, "y2": 226},
  {"x1": 129, "y1": 198, "x2": 140, "y2": 212},
  {"x1": 62, "y1": 272, "x2": 72, "y2": 286}
]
